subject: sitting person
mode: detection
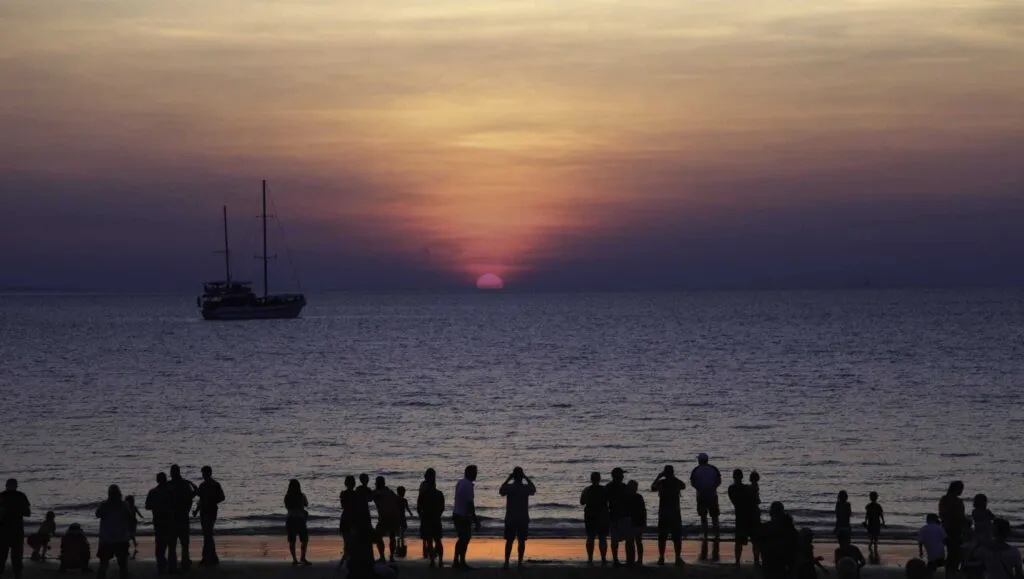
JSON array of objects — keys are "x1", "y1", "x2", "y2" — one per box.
[
  {"x1": 59, "y1": 523, "x2": 92, "y2": 572},
  {"x1": 28, "y1": 511, "x2": 58, "y2": 561},
  {"x1": 834, "y1": 530, "x2": 866, "y2": 577}
]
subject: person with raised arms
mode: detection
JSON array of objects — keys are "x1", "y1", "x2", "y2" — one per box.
[
  {"x1": 652, "y1": 465, "x2": 686, "y2": 566},
  {"x1": 499, "y1": 467, "x2": 537, "y2": 570}
]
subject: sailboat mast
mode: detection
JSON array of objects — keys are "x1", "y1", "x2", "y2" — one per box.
[
  {"x1": 222, "y1": 206, "x2": 231, "y2": 283},
  {"x1": 262, "y1": 179, "x2": 269, "y2": 298}
]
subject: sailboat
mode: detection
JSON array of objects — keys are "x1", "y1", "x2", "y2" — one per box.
[{"x1": 198, "y1": 180, "x2": 306, "y2": 320}]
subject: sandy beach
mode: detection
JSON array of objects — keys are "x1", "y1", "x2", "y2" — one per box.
[{"x1": 20, "y1": 535, "x2": 920, "y2": 579}]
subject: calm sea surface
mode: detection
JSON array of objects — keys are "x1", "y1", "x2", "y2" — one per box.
[{"x1": 1, "y1": 290, "x2": 1022, "y2": 538}]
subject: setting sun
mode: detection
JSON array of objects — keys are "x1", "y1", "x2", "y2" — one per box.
[{"x1": 476, "y1": 273, "x2": 504, "y2": 290}]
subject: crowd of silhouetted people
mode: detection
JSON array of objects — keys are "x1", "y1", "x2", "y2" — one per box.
[{"x1": 1, "y1": 456, "x2": 1021, "y2": 579}]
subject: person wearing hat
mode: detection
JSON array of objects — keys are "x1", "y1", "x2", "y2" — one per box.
[
  {"x1": 690, "y1": 453, "x2": 722, "y2": 561},
  {"x1": 499, "y1": 467, "x2": 536, "y2": 569},
  {"x1": 607, "y1": 468, "x2": 635, "y2": 566}
]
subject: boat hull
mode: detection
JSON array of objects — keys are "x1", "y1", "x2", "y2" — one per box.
[{"x1": 202, "y1": 301, "x2": 305, "y2": 320}]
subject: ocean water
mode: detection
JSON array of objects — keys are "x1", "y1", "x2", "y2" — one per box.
[{"x1": 1, "y1": 289, "x2": 1022, "y2": 539}]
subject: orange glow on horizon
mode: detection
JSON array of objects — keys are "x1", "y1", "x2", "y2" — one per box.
[{"x1": 2, "y1": 0, "x2": 1023, "y2": 282}]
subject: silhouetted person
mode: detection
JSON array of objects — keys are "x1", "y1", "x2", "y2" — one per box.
[
  {"x1": 918, "y1": 514, "x2": 947, "y2": 572},
  {"x1": 971, "y1": 494, "x2": 994, "y2": 542},
  {"x1": 167, "y1": 465, "x2": 197, "y2": 571},
  {"x1": 416, "y1": 470, "x2": 445, "y2": 568},
  {"x1": 452, "y1": 465, "x2": 480, "y2": 569},
  {"x1": 58, "y1": 523, "x2": 91, "y2": 572},
  {"x1": 690, "y1": 453, "x2": 722, "y2": 561},
  {"x1": 864, "y1": 491, "x2": 885, "y2": 560},
  {"x1": 194, "y1": 466, "x2": 225, "y2": 566},
  {"x1": 124, "y1": 497, "x2": 142, "y2": 559},
  {"x1": 144, "y1": 472, "x2": 173, "y2": 573},
  {"x1": 796, "y1": 528, "x2": 828, "y2": 579},
  {"x1": 499, "y1": 467, "x2": 536, "y2": 570},
  {"x1": 580, "y1": 472, "x2": 609, "y2": 565},
  {"x1": 27, "y1": 511, "x2": 56, "y2": 561},
  {"x1": 339, "y1": 476, "x2": 357, "y2": 566},
  {"x1": 373, "y1": 476, "x2": 401, "y2": 562},
  {"x1": 759, "y1": 502, "x2": 799, "y2": 579},
  {"x1": 834, "y1": 529, "x2": 866, "y2": 577},
  {"x1": 939, "y1": 481, "x2": 967, "y2": 579},
  {"x1": 627, "y1": 481, "x2": 646, "y2": 565},
  {"x1": 96, "y1": 485, "x2": 133, "y2": 579},
  {"x1": 0, "y1": 479, "x2": 31, "y2": 579},
  {"x1": 652, "y1": 465, "x2": 686, "y2": 566},
  {"x1": 749, "y1": 470, "x2": 763, "y2": 566},
  {"x1": 359, "y1": 474, "x2": 372, "y2": 500},
  {"x1": 835, "y1": 491, "x2": 852, "y2": 537},
  {"x1": 607, "y1": 467, "x2": 634, "y2": 567},
  {"x1": 907, "y1": 558, "x2": 930, "y2": 579},
  {"x1": 341, "y1": 475, "x2": 373, "y2": 566},
  {"x1": 729, "y1": 469, "x2": 758, "y2": 567},
  {"x1": 979, "y1": 519, "x2": 1023, "y2": 579},
  {"x1": 284, "y1": 479, "x2": 311, "y2": 566},
  {"x1": 396, "y1": 486, "x2": 413, "y2": 558}
]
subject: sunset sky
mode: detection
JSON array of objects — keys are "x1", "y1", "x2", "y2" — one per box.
[{"x1": 2, "y1": 0, "x2": 1022, "y2": 290}]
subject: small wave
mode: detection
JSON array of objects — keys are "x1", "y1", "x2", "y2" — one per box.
[
  {"x1": 551, "y1": 403, "x2": 572, "y2": 409},
  {"x1": 939, "y1": 452, "x2": 981, "y2": 458},
  {"x1": 51, "y1": 501, "x2": 101, "y2": 511},
  {"x1": 732, "y1": 424, "x2": 779, "y2": 431},
  {"x1": 533, "y1": 502, "x2": 577, "y2": 510},
  {"x1": 393, "y1": 400, "x2": 443, "y2": 408}
]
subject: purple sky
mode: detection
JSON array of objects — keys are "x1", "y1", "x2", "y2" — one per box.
[{"x1": 2, "y1": 0, "x2": 1022, "y2": 291}]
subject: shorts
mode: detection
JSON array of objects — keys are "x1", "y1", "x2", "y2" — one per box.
[
  {"x1": 286, "y1": 517, "x2": 309, "y2": 543},
  {"x1": 504, "y1": 521, "x2": 529, "y2": 542},
  {"x1": 610, "y1": 518, "x2": 633, "y2": 543},
  {"x1": 927, "y1": 558, "x2": 947, "y2": 572},
  {"x1": 734, "y1": 516, "x2": 756, "y2": 545},
  {"x1": 697, "y1": 494, "x2": 720, "y2": 518},
  {"x1": 376, "y1": 518, "x2": 400, "y2": 536},
  {"x1": 97, "y1": 542, "x2": 129, "y2": 561},
  {"x1": 453, "y1": 515, "x2": 473, "y2": 541},
  {"x1": 27, "y1": 533, "x2": 50, "y2": 549},
  {"x1": 585, "y1": 514, "x2": 610, "y2": 538},
  {"x1": 866, "y1": 522, "x2": 881, "y2": 536},
  {"x1": 421, "y1": 518, "x2": 443, "y2": 541},
  {"x1": 658, "y1": 517, "x2": 684, "y2": 541}
]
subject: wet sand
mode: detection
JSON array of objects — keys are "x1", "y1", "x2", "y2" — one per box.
[{"x1": 26, "y1": 536, "x2": 921, "y2": 571}]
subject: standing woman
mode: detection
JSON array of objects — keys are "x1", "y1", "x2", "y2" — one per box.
[
  {"x1": 835, "y1": 491, "x2": 852, "y2": 537},
  {"x1": 285, "y1": 480, "x2": 311, "y2": 566},
  {"x1": 96, "y1": 485, "x2": 133, "y2": 579}
]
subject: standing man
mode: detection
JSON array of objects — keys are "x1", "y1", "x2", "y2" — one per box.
[
  {"x1": 168, "y1": 465, "x2": 198, "y2": 571},
  {"x1": 580, "y1": 472, "x2": 609, "y2": 565},
  {"x1": 194, "y1": 466, "x2": 225, "y2": 567},
  {"x1": 145, "y1": 473, "x2": 173, "y2": 573},
  {"x1": 728, "y1": 469, "x2": 757, "y2": 566},
  {"x1": 372, "y1": 477, "x2": 401, "y2": 562},
  {"x1": 499, "y1": 467, "x2": 537, "y2": 570},
  {"x1": 0, "y1": 479, "x2": 31, "y2": 579},
  {"x1": 690, "y1": 453, "x2": 722, "y2": 561},
  {"x1": 651, "y1": 465, "x2": 686, "y2": 566},
  {"x1": 939, "y1": 481, "x2": 967, "y2": 579},
  {"x1": 416, "y1": 469, "x2": 445, "y2": 568},
  {"x1": 607, "y1": 468, "x2": 635, "y2": 567},
  {"x1": 452, "y1": 465, "x2": 480, "y2": 569}
]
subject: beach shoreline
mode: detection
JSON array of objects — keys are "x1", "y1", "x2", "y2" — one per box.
[{"x1": 35, "y1": 536, "x2": 923, "y2": 567}]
